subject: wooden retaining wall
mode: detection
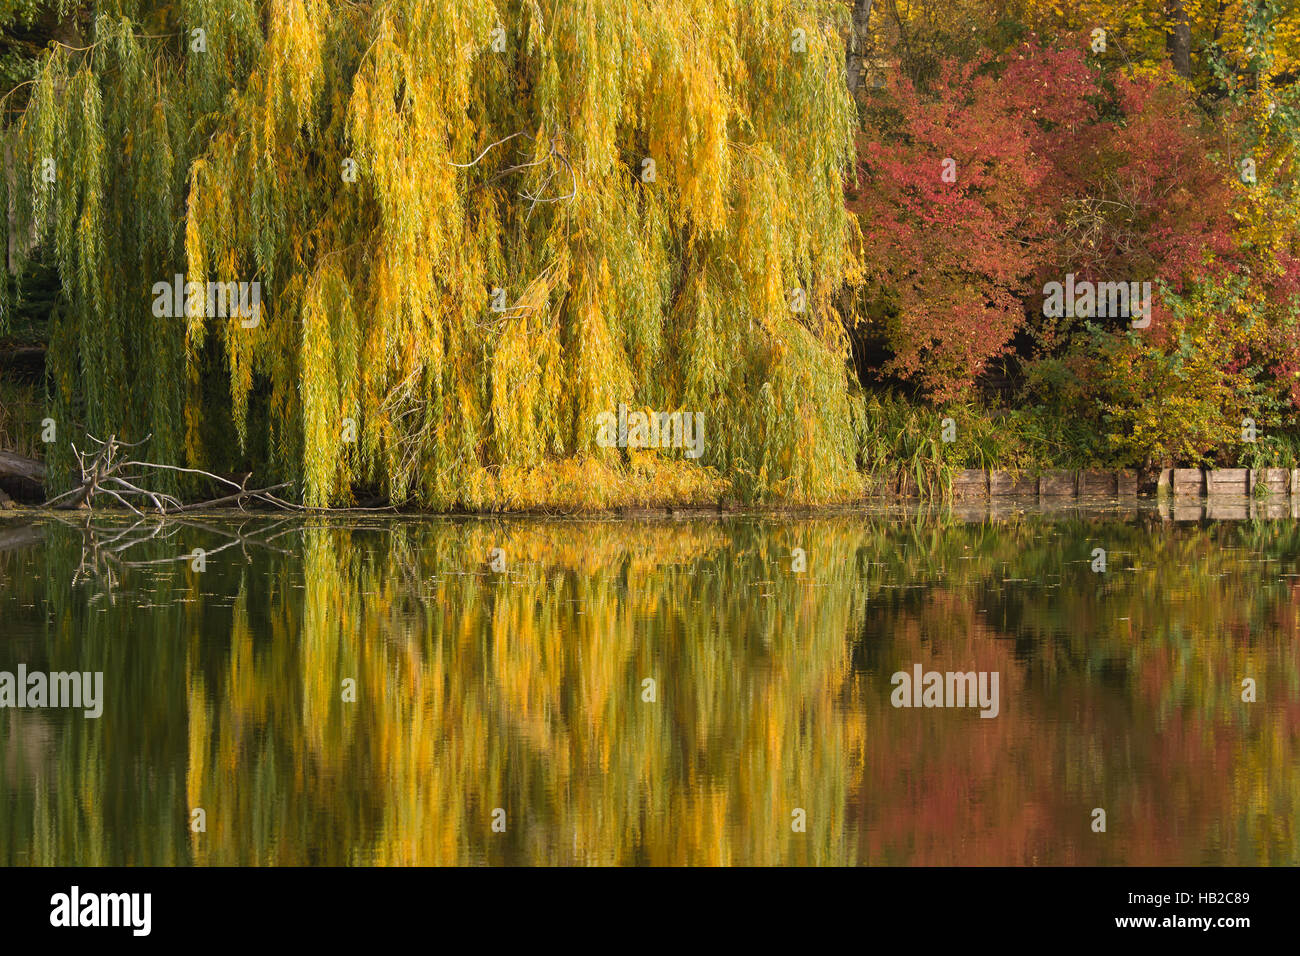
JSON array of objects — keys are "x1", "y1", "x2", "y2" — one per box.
[
  {"x1": 937, "y1": 468, "x2": 1300, "y2": 500},
  {"x1": 947, "y1": 497, "x2": 1300, "y2": 522}
]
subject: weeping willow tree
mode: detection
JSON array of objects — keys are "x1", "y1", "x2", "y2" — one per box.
[{"x1": 8, "y1": 0, "x2": 863, "y2": 508}]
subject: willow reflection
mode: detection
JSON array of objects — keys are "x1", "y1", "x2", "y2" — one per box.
[{"x1": 0, "y1": 511, "x2": 1295, "y2": 865}]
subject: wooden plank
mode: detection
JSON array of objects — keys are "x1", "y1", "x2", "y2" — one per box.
[
  {"x1": 952, "y1": 469, "x2": 988, "y2": 498},
  {"x1": 1172, "y1": 468, "x2": 1204, "y2": 496},
  {"x1": 1206, "y1": 468, "x2": 1248, "y2": 495},
  {"x1": 1039, "y1": 470, "x2": 1076, "y2": 496},
  {"x1": 1251, "y1": 468, "x2": 1289, "y2": 496},
  {"x1": 989, "y1": 470, "x2": 1037, "y2": 496},
  {"x1": 1078, "y1": 470, "x2": 1117, "y2": 496},
  {"x1": 1117, "y1": 471, "x2": 1138, "y2": 497}
]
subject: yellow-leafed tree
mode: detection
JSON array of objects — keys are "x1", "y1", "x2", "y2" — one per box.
[{"x1": 10, "y1": 0, "x2": 864, "y2": 508}]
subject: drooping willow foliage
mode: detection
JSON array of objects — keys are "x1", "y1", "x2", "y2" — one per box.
[{"x1": 10, "y1": 1, "x2": 863, "y2": 507}]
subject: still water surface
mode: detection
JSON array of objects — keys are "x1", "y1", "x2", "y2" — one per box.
[{"x1": 1, "y1": 505, "x2": 1297, "y2": 865}]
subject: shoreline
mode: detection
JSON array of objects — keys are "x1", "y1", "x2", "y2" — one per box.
[
  {"x1": 3, "y1": 487, "x2": 1298, "y2": 523},
  {"x1": 5, "y1": 462, "x2": 1300, "y2": 520}
]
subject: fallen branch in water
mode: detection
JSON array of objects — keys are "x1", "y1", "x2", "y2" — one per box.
[{"x1": 43, "y1": 433, "x2": 299, "y2": 514}]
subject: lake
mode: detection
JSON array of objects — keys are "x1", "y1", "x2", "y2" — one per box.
[{"x1": 1, "y1": 504, "x2": 1296, "y2": 865}]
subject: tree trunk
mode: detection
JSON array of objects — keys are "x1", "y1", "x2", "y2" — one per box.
[
  {"x1": 0, "y1": 450, "x2": 44, "y2": 484},
  {"x1": 846, "y1": 0, "x2": 874, "y2": 93},
  {"x1": 1165, "y1": 1, "x2": 1192, "y2": 78},
  {"x1": 0, "y1": 451, "x2": 44, "y2": 504}
]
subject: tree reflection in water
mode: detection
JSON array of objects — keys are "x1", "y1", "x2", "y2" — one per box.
[{"x1": 0, "y1": 509, "x2": 1296, "y2": 865}]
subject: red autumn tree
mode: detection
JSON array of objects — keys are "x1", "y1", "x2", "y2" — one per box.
[
  {"x1": 1032, "y1": 68, "x2": 1237, "y2": 349},
  {"x1": 847, "y1": 44, "x2": 1096, "y2": 399},
  {"x1": 848, "y1": 36, "x2": 1240, "y2": 399}
]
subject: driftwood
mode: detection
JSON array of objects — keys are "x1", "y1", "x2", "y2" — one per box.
[
  {"x1": 3, "y1": 433, "x2": 396, "y2": 514},
  {"x1": 0, "y1": 450, "x2": 44, "y2": 484},
  {"x1": 40, "y1": 433, "x2": 300, "y2": 515},
  {"x1": 0, "y1": 451, "x2": 44, "y2": 505},
  {"x1": 0, "y1": 450, "x2": 45, "y2": 505}
]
